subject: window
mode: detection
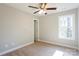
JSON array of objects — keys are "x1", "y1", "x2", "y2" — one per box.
[{"x1": 59, "y1": 14, "x2": 75, "y2": 40}]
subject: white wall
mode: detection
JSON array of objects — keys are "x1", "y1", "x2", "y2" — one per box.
[
  {"x1": 39, "y1": 9, "x2": 78, "y2": 49},
  {"x1": 0, "y1": 4, "x2": 34, "y2": 53},
  {"x1": 78, "y1": 8, "x2": 79, "y2": 49}
]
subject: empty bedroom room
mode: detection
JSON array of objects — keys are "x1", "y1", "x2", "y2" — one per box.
[{"x1": 0, "y1": 3, "x2": 79, "y2": 56}]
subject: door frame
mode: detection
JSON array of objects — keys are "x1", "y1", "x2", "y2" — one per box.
[{"x1": 34, "y1": 19, "x2": 39, "y2": 42}]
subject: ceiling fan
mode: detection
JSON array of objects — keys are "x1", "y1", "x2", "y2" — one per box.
[{"x1": 28, "y1": 3, "x2": 57, "y2": 15}]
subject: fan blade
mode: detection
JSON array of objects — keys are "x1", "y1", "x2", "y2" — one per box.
[
  {"x1": 40, "y1": 3, "x2": 43, "y2": 9},
  {"x1": 46, "y1": 8, "x2": 56, "y2": 10},
  {"x1": 33, "y1": 10, "x2": 40, "y2": 14},
  {"x1": 44, "y1": 3, "x2": 47, "y2": 9},
  {"x1": 40, "y1": 3, "x2": 47, "y2": 9},
  {"x1": 28, "y1": 6, "x2": 38, "y2": 9}
]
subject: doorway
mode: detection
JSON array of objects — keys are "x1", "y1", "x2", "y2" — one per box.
[{"x1": 34, "y1": 20, "x2": 39, "y2": 42}]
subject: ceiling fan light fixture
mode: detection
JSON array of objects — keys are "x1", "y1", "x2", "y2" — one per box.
[
  {"x1": 38, "y1": 10, "x2": 43, "y2": 14},
  {"x1": 43, "y1": 11, "x2": 46, "y2": 13},
  {"x1": 28, "y1": 3, "x2": 56, "y2": 15}
]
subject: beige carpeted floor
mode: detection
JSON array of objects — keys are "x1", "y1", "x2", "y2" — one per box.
[{"x1": 3, "y1": 41, "x2": 79, "y2": 56}]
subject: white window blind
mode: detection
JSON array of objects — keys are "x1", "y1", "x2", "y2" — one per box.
[{"x1": 59, "y1": 14, "x2": 75, "y2": 40}]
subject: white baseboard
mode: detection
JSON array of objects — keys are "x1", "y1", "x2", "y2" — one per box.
[
  {"x1": 39, "y1": 39, "x2": 78, "y2": 50},
  {"x1": 0, "y1": 41, "x2": 34, "y2": 56}
]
